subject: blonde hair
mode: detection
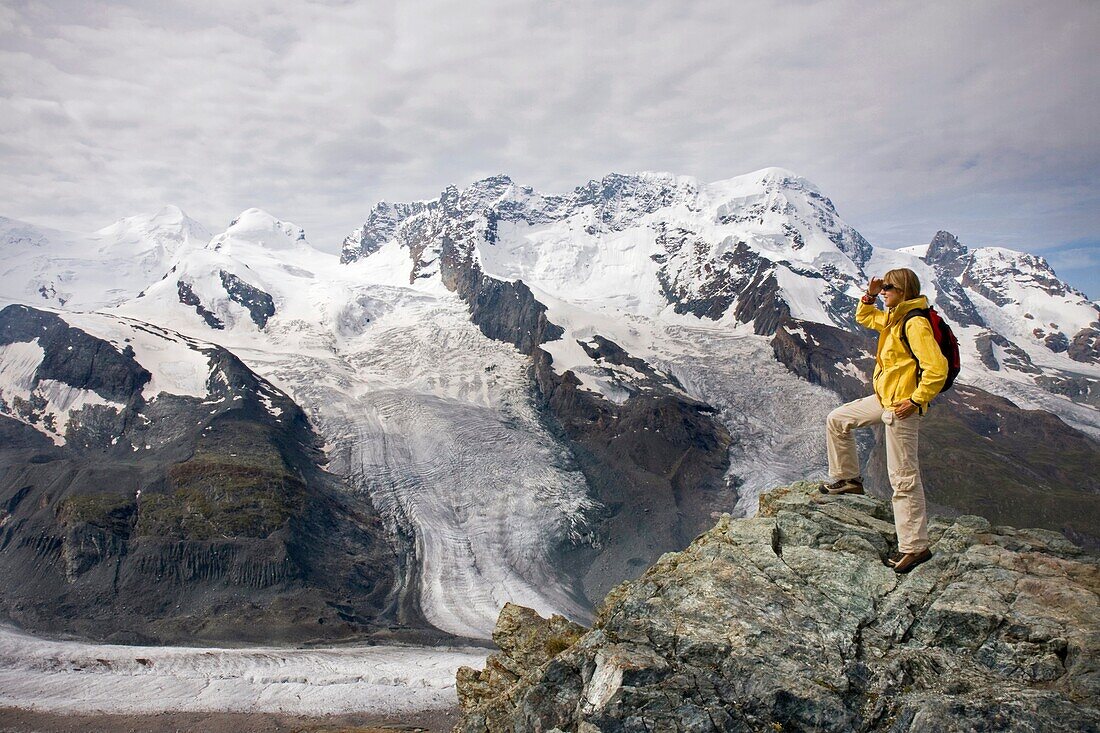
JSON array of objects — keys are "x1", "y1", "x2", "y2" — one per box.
[{"x1": 884, "y1": 268, "x2": 921, "y2": 301}]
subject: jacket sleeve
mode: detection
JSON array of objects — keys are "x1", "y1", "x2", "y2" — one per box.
[
  {"x1": 855, "y1": 300, "x2": 887, "y2": 331},
  {"x1": 906, "y1": 317, "x2": 949, "y2": 405}
]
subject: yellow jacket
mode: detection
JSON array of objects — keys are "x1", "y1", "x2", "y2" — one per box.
[{"x1": 856, "y1": 295, "x2": 949, "y2": 413}]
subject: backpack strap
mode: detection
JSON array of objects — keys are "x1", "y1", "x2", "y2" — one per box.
[{"x1": 898, "y1": 308, "x2": 930, "y2": 382}]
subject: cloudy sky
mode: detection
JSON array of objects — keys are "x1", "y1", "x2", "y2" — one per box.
[{"x1": 2, "y1": 0, "x2": 1097, "y2": 296}]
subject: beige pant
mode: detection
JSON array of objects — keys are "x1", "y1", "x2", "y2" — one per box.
[{"x1": 826, "y1": 395, "x2": 928, "y2": 553}]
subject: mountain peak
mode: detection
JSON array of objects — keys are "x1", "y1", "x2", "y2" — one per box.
[
  {"x1": 219, "y1": 208, "x2": 308, "y2": 249},
  {"x1": 754, "y1": 165, "x2": 803, "y2": 181},
  {"x1": 470, "y1": 173, "x2": 514, "y2": 188},
  {"x1": 926, "y1": 230, "x2": 968, "y2": 259},
  {"x1": 94, "y1": 205, "x2": 210, "y2": 243}
]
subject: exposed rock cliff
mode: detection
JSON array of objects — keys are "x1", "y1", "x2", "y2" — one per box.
[{"x1": 455, "y1": 482, "x2": 1100, "y2": 732}]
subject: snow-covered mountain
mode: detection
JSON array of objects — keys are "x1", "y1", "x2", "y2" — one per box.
[
  {"x1": 1, "y1": 168, "x2": 1098, "y2": 646},
  {"x1": 338, "y1": 169, "x2": 1098, "y2": 421},
  {"x1": 0, "y1": 205, "x2": 211, "y2": 310}
]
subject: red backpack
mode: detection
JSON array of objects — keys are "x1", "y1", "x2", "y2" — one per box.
[{"x1": 899, "y1": 306, "x2": 961, "y2": 392}]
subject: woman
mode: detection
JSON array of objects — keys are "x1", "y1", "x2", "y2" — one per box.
[{"x1": 821, "y1": 268, "x2": 948, "y2": 574}]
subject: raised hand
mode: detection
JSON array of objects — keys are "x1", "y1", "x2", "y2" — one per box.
[{"x1": 867, "y1": 277, "x2": 884, "y2": 296}]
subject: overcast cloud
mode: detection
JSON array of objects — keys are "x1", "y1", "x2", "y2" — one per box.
[{"x1": 1, "y1": 0, "x2": 1097, "y2": 296}]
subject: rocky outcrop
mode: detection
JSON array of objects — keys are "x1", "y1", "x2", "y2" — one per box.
[
  {"x1": 219, "y1": 270, "x2": 276, "y2": 328},
  {"x1": 924, "y1": 230, "x2": 970, "y2": 278},
  {"x1": 771, "y1": 318, "x2": 875, "y2": 401},
  {"x1": 974, "y1": 331, "x2": 1043, "y2": 374},
  {"x1": 456, "y1": 603, "x2": 587, "y2": 719},
  {"x1": 340, "y1": 200, "x2": 430, "y2": 263},
  {"x1": 177, "y1": 280, "x2": 224, "y2": 329},
  {"x1": 1069, "y1": 325, "x2": 1100, "y2": 365},
  {"x1": 439, "y1": 236, "x2": 564, "y2": 355},
  {"x1": 653, "y1": 227, "x2": 747, "y2": 321},
  {"x1": 653, "y1": 230, "x2": 802, "y2": 335},
  {"x1": 456, "y1": 482, "x2": 1100, "y2": 732}
]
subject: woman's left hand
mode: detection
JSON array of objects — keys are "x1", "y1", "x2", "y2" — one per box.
[{"x1": 893, "y1": 400, "x2": 918, "y2": 419}]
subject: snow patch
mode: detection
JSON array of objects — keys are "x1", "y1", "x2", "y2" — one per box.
[{"x1": 58, "y1": 312, "x2": 211, "y2": 399}]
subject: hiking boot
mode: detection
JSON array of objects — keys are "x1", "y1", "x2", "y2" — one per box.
[
  {"x1": 892, "y1": 548, "x2": 933, "y2": 574},
  {"x1": 820, "y1": 477, "x2": 864, "y2": 495},
  {"x1": 885, "y1": 550, "x2": 905, "y2": 567}
]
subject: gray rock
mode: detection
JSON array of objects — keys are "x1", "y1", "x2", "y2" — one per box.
[
  {"x1": 455, "y1": 482, "x2": 1100, "y2": 732},
  {"x1": 219, "y1": 270, "x2": 276, "y2": 328}
]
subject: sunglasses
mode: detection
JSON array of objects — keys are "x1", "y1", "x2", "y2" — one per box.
[{"x1": 881, "y1": 284, "x2": 898, "y2": 292}]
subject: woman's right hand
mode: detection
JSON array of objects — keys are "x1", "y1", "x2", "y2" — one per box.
[{"x1": 867, "y1": 277, "x2": 884, "y2": 296}]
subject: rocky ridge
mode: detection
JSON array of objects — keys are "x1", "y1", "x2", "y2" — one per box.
[{"x1": 455, "y1": 482, "x2": 1100, "y2": 732}]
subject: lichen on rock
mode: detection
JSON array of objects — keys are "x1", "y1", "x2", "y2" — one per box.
[{"x1": 455, "y1": 482, "x2": 1100, "y2": 732}]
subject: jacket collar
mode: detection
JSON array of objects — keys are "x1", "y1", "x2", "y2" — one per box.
[{"x1": 886, "y1": 295, "x2": 929, "y2": 325}]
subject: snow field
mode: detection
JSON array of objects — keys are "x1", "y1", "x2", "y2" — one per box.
[{"x1": 58, "y1": 311, "x2": 213, "y2": 400}]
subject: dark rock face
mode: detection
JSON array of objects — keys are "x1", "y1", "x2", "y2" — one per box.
[
  {"x1": 530, "y1": 344, "x2": 734, "y2": 601},
  {"x1": 439, "y1": 237, "x2": 563, "y2": 354},
  {"x1": 0, "y1": 305, "x2": 432, "y2": 645},
  {"x1": 974, "y1": 332, "x2": 1043, "y2": 374},
  {"x1": 652, "y1": 226, "x2": 743, "y2": 320},
  {"x1": 456, "y1": 483, "x2": 1100, "y2": 732},
  {"x1": 219, "y1": 270, "x2": 276, "y2": 328},
  {"x1": 733, "y1": 270, "x2": 790, "y2": 336},
  {"x1": 0, "y1": 305, "x2": 151, "y2": 403},
  {"x1": 771, "y1": 318, "x2": 875, "y2": 402},
  {"x1": 176, "y1": 280, "x2": 224, "y2": 329},
  {"x1": 924, "y1": 230, "x2": 970, "y2": 277},
  {"x1": 1044, "y1": 330, "x2": 1070, "y2": 353},
  {"x1": 577, "y1": 336, "x2": 685, "y2": 392},
  {"x1": 1069, "y1": 325, "x2": 1100, "y2": 364},
  {"x1": 653, "y1": 231, "x2": 802, "y2": 331}
]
